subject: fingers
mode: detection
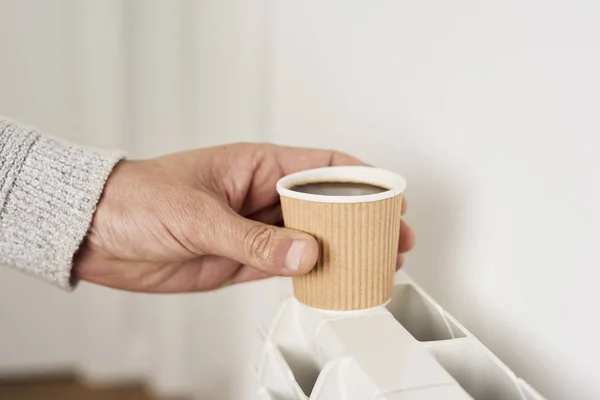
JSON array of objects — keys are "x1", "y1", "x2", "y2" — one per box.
[
  {"x1": 224, "y1": 265, "x2": 272, "y2": 286},
  {"x1": 271, "y1": 145, "x2": 369, "y2": 176},
  {"x1": 167, "y1": 256, "x2": 272, "y2": 291},
  {"x1": 396, "y1": 197, "x2": 413, "y2": 271},
  {"x1": 201, "y1": 180, "x2": 413, "y2": 282},
  {"x1": 246, "y1": 203, "x2": 283, "y2": 225},
  {"x1": 209, "y1": 207, "x2": 318, "y2": 276},
  {"x1": 398, "y1": 219, "x2": 415, "y2": 253},
  {"x1": 235, "y1": 194, "x2": 413, "y2": 274}
]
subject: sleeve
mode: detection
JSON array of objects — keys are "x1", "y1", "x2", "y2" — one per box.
[{"x1": 0, "y1": 117, "x2": 124, "y2": 289}]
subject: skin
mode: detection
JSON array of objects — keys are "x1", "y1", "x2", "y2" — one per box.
[{"x1": 74, "y1": 143, "x2": 415, "y2": 293}]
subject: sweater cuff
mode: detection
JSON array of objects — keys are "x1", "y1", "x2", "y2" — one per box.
[{"x1": 0, "y1": 118, "x2": 124, "y2": 289}]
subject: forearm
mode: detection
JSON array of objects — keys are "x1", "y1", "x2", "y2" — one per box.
[{"x1": 0, "y1": 117, "x2": 123, "y2": 289}]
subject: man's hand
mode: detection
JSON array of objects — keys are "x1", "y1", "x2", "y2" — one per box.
[{"x1": 74, "y1": 143, "x2": 415, "y2": 292}]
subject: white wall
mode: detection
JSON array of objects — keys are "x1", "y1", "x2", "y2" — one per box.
[{"x1": 267, "y1": 1, "x2": 600, "y2": 399}]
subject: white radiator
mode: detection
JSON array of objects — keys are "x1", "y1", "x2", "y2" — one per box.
[{"x1": 250, "y1": 272, "x2": 546, "y2": 400}]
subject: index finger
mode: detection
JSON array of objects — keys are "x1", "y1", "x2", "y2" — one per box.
[{"x1": 271, "y1": 145, "x2": 370, "y2": 176}]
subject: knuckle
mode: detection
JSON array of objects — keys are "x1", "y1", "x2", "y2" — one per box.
[{"x1": 245, "y1": 224, "x2": 278, "y2": 265}]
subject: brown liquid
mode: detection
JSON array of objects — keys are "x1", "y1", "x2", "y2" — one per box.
[{"x1": 290, "y1": 181, "x2": 388, "y2": 196}]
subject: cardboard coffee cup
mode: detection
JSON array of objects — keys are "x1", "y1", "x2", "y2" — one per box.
[{"x1": 276, "y1": 166, "x2": 406, "y2": 311}]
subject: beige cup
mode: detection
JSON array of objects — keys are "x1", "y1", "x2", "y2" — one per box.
[{"x1": 277, "y1": 166, "x2": 406, "y2": 311}]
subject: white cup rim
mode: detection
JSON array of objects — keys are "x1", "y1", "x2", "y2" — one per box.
[{"x1": 276, "y1": 166, "x2": 406, "y2": 204}]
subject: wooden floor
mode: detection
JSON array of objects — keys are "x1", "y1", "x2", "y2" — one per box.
[{"x1": 0, "y1": 375, "x2": 179, "y2": 400}]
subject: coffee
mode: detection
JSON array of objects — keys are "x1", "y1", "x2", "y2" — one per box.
[{"x1": 290, "y1": 181, "x2": 388, "y2": 196}]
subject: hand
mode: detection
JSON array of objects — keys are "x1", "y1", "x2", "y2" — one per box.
[{"x1": 74, "y1": 143, "x2": 415, "y2": 292}]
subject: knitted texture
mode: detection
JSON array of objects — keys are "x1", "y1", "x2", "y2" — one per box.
[{"x1": 0, "y1": 117, "x2": 123, "y2": 289}]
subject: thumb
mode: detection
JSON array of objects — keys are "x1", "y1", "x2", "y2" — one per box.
[{"x1": 214, "y1": 210, "x2": 319, "y2": 276}]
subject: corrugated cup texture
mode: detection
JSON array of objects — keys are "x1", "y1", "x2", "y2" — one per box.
[{"x1": 280, "y1": 194, "x2": 402, "y2": 310}]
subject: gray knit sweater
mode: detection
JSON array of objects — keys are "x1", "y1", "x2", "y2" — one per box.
[{"x1": 0, "y1": 117, "x2": 123, "y2": 289}]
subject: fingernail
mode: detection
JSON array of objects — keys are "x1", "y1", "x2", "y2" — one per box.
[{"x1": 286, "y1": 240, "x2": 307, "y2": 271}]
